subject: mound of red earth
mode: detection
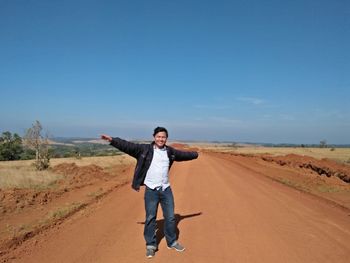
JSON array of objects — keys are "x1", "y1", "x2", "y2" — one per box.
[
  {"x1": 52, "y1": 163, "x2": 112, "y2": 188},
  {"x1": 260, "y1": 154, "x2": 350, "y2": 183},
  {"x1": 170, "y1": 143, "x2": 199, "y2": 152},
  {"x1": 169, "y1": 143, "x2": 188, "y2": 149}
]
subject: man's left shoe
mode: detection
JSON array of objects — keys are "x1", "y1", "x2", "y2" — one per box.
[{"x1": 167, "y1": 241, "x2": 185, "y2": 252}]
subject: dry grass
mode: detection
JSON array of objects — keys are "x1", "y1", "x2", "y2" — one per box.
[
  {"x1": 0, "y1": 154, "x2": 135, "y2": 189},
  {"x1": 0, "y1": 167, "x2": 62, "y2": 189},
  {"x1": 199, "y1": 145, "x2": 350, "y2": 163}
]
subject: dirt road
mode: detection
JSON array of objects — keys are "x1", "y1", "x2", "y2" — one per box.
[{"x1": 5, "y1": 153, "x2": 350, "y2": 262}]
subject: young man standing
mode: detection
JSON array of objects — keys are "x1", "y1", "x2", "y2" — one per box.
[{"x1": 100, "y1": 127, "x2": 198, "y2": 258}]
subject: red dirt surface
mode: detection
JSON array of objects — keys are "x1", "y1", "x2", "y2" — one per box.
[
  {"x1": 1, "y1": 152, "x2": 350, "y2": 262},
  {"x1": 215, "y1": 152, "x2": 350, "y2": 209},
  {"x1": 0, "y1": 162, "x2": 133, "y2": 256}
]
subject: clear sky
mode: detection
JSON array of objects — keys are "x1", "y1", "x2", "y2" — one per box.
[{"x1": 1, "y1": 0, "x2": 349, "y2": 144}]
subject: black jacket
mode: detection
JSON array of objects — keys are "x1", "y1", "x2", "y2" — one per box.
[{"x1": 110, "y1": 137, "x2": 199, "y2": 191}]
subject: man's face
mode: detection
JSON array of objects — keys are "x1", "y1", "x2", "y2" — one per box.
[{"x1": 154, "y1": 131, "x2": 167, "y2": 148}]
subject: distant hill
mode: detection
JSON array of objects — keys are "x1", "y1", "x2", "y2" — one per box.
[{"x1": 47, "y1": 137, "x2": 121, "y2": 158}]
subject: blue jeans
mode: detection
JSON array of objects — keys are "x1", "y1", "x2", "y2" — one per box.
[{"x1": 144, "y1": 186, "x2": 176, "y2": 248}]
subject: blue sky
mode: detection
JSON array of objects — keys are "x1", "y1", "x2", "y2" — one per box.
[{"x1": 1, "y1": 0, "x2": 349, "y2": 144}]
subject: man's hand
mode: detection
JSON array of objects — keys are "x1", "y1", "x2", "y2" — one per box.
[{"x1": 100, "y1": 134, "x2": 112, "y2": 142}]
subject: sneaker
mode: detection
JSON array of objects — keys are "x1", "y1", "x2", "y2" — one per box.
[
  {"x1": 167, "y1": 241, "x2": 185, "y2": 252},
  {"x1": 146, "y1": 247, "x2": 156, "y2": 258}
]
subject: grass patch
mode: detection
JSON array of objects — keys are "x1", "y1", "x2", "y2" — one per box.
[
  {"x1": 87, "y1": 188, "x2": 105, "y2": 198},
  {"x1": 274, "y1": 177, "x2": 309, "y2": 192},
  {"x1": 316, "y1": 185, "x2": 341, "y2": 193},
  {"x1": 47, "y1": 202, "x2": 84, "y2": 220}
]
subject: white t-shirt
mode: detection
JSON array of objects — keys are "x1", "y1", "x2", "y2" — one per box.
[{"x1": 144, "y1": 147, "x2": 170, "y2": 191}]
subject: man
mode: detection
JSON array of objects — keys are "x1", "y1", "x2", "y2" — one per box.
[{"x1": 100, "y1": 127, "x2": 199, "y2": 258}]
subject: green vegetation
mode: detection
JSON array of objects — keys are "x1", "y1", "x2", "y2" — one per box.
[
  {"x1": 49, "y1": 143, "x2": 122, "y2": 158},
  {"x1": 0, "y1": 131, "x2": 24, "y2": 161}
]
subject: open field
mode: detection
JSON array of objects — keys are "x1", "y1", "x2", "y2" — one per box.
[
  {"x1": 0, "y1": 155, "x2": 135, "y2": 170},
  {"x1": 0, "y1": 155, "x2": 135, "y2": 189}
]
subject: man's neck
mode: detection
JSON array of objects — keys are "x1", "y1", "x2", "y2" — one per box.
[{"x1": 154, "y1": 144, "x2": 166, "y2": 150}]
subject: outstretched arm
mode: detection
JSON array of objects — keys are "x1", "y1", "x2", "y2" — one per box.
[
  {"x1": 173, "y1": 148, "x2": 199, "y2": 161},
  {"x1": 100, "y1": 134, "x2": 142, "y2": 158}
]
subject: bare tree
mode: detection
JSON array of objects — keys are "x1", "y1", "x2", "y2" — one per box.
[
  {"x1": 319, "y1": 139, "x2": 327, "y2": 148},
  {"x1": 24, "y1": 120, "x2": 50, "y2": 170}
]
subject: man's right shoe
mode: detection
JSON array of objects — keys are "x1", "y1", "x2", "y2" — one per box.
[
  {"x1": 146, "y1": 247, "x2": 156, "y2": 258},
  {"x1": 167, "y1": 241, "x2": 185, "y2": 252}
]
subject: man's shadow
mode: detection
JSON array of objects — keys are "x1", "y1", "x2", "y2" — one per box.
[{"x1": 137, "y1": 212, "x2": 202, "y2": 247}]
